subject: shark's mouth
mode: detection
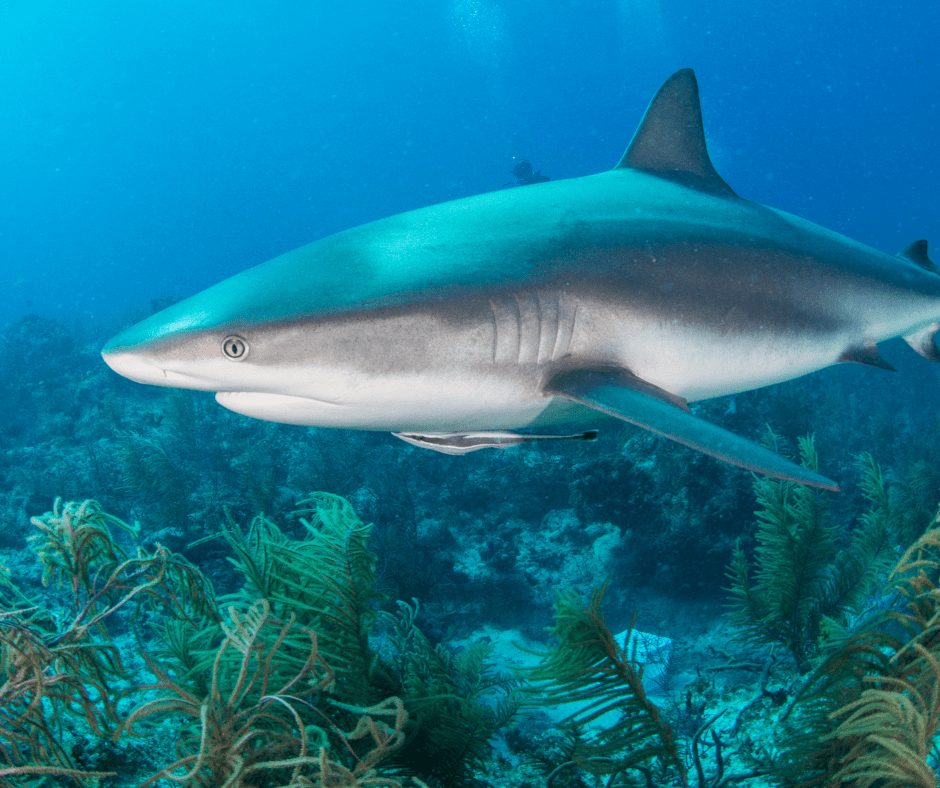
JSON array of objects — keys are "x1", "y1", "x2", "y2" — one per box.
[{"x1": 214, "y1": 391, "x2": 345, "y2": 426}]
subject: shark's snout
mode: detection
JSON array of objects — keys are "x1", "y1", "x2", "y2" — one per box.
[
  {"x1": 102, "y1": 350, "x2": 201, "y2": 388},
  {"x1": 101, "y1": 350, "x2": 158, "y2": 381}
]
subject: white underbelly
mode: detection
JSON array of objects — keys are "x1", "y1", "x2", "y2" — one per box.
[
  {"x1": 215, "y1": 372, "x2": 549, "y2": 431},
  {"x1": 614, "y1": 326, "x2": 847, "y2": 403}
]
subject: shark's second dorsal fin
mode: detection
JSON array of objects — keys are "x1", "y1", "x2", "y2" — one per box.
[
  {"x1": 898, "y1": 240, "x2": 940, "y2": 274},
  {"x1": 617, "y1": 68, "x2": 738, "y2": 199}
]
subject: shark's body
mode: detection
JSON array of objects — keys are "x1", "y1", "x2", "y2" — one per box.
[{"x1": 102, "y1": 70, "x2": 940, "y2": 491}]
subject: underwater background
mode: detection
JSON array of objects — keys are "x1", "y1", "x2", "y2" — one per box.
[{"x1": 1, "y1": 1, "x2": 940, "y2": 786}]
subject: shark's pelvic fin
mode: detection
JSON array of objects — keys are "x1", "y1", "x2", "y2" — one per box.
[
  {"x1": 547, "y1": 368, "x2": 840, "y2": 491},
  {"x1": 616, "y1": 68, "x2": 738, "y2": 199},
  {"x1": 898, "y1": 239, "x2": 940, "y2": 275},
  {"x1": 393, "y1": 430, "x2": 599, "y2": 455},
  {"x1": 838, "y1": 342, "x2": 897, "y2": 371}
]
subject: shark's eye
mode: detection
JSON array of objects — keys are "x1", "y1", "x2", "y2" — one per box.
[{"x1": 221, "y1": 335, "x2": 249, "y2": 361}]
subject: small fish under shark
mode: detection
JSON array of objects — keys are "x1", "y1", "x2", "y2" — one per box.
[{"x1": 102, "y1": 69, "x2": 940, "y2": 492}]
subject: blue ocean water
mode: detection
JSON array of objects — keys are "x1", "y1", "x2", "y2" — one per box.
[
  {"x1": 1, "y1": 2, "x2": 940, "y2": 785},
  {"x1": 0, "y1": 0, "x2": 936, "y2": 326}
]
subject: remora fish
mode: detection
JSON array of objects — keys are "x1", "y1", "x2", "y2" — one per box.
[{"x1": 102, "y1": 69, "x2": 940, "y2": 492}]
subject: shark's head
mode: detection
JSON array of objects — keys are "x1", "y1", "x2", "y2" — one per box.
[
  {"x1": 101, "y1": 228, "x2": 391, "y2": 422},
  {"x1": 102, "y1": 276, "x2": 389, "y2": 427},
  {"x1": 104, "y1": 310, "x2": 344, "y2": 427}
]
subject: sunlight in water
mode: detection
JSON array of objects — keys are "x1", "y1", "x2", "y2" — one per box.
[
  {"x1": 617, "y1": 0, "x2": 667, "y2": 52},
  {"x1": 449, "y1": 0, "x2": 508, "y2": 71}
]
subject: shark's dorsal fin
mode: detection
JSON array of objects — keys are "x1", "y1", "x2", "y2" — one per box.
[
  {"x1": 617, "y1": 68, "x2": 738, "y2": 199},
  {"x1": 898, "y1": 240, "x2": 940, "y2": 274}
]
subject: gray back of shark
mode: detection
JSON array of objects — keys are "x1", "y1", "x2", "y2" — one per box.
[{"x1": 102, "y1": 69, "x2": 940, "y2": 492}]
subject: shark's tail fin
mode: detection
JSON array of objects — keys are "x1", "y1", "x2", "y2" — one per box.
[{"x1": 899, "y1": 241, "x2": 940, "y2": 361}]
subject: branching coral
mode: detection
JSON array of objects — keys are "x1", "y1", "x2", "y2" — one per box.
[
  {"x1": 221, "y1": 492, "x2": 384, "y2": 706},
  {"x1": 123, "y1": 599, "x2": 429, "y2": 787},
  {"x1": 115, "y1": 432, "x2": 189, "y2": 528},
  {"x1": 0, "y1": 614, "x2": 117, "y2": 785},
  {"x1": 824, "y1": 648, "x2": 940, "y2": 788},
  {"x1": 0, "y1": 498, "x2": 217, "y2": 785},
  {"x1": 379, "y1": 599, "x2": 520, "y2": 785},
  {"x1": 218, "y1": 494, "x2": 517, "y2": 785},
  {"x1": 121, "y1": 600, "x2": 338, "y2": 787},
  {"x1": 0, "y1": 494, "x2": 520, "y2": 787},
  {"x1": 314, "y1": 697, "x2": 426, "y2": 788}
]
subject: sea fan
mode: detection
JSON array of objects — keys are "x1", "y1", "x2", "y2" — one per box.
[
  {"x1": 517, "y1": 582, "x2": 686, "y2": 785},
  {"x1": 222, "y1": 491, "x2": 382, "y2": 705},
  {"x1": 779, "y1": 526, "x2": 940, "y2": 786},
  {"x1": 725, "y1": 438, "x2": 893, "y2": 671}
]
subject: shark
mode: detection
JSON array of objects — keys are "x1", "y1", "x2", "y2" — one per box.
[{"x1": 102, "y1": 69, "x2": 940, "y2": 492}]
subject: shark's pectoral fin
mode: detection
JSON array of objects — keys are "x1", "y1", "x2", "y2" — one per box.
[
  {"x1": 393, "y1": 430, "x2": 598, "y2": 455},
  {"x1": 546, "y1": 368, "x2": 840, "y2": 491}
]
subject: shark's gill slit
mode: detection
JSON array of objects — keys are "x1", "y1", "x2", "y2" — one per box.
[
  {"x1": 510, "y1": 292, "x2": 523, "y2": 366},
  {"x1": 488, "y1": 298, "x2": 499, "y2": 365},
  {"x1": 536, "y1": 291, "x2": 556, "y2": 366}
]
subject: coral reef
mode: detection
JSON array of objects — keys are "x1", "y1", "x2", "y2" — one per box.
[
  {"x1": 0, "y1": 499, "x2": 214, "y2": 785},
  {"x1": 0, "y1": 495, "x2": 517, "y2": 787}
]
